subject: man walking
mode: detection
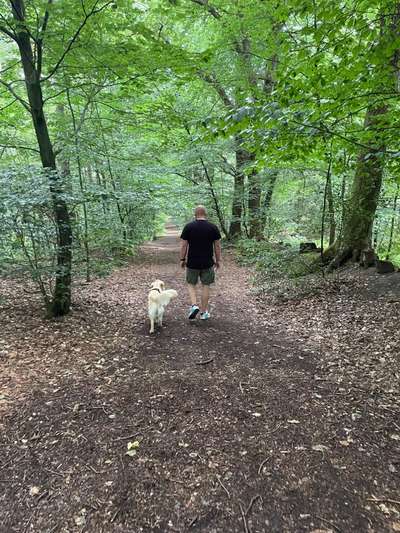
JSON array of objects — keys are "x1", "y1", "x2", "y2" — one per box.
[{"x1": 180, "y1": 206, "x2": 222, "y2": 320}]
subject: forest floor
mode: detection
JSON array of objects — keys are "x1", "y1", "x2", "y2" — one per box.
[{"x1": 0, "y1": 225, "x2": 399, "y2": 533}]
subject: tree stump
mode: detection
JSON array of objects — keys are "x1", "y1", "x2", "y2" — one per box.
[
  {"x1": 376, "y1": 260, "x2": 395, "y2": 274},
  {"x1": 360, "y1": 249, "x2": 377, "y2": 268},
  {"x1": 299, "y1": 242, "x2": 318, "y2": 254}
]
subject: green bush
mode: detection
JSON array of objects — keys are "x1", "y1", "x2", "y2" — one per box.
[{"x1": 236, "y1": 238, "x2": 321, "y2": 280}]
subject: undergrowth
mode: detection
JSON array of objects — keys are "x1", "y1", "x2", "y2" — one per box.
[{"x1": 235, "y1": 238, "x2": 343, "y2": 301}]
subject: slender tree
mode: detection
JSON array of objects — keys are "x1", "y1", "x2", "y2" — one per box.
[{"x1": 1, "y1": 0, "x2": 73, "y2": 316}]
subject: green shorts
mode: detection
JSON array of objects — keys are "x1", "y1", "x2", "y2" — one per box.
[{"x1": 186, "y1": 267, "x2": 215, "y2": 286}]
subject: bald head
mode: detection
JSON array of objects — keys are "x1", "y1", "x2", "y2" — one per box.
[{"x1": 194, "y1": 205, "x2": 207, "y2": 219}]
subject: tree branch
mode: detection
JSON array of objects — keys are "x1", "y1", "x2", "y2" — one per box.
[
  {"x1": 199, "y1": 156, "x2": 229, "y2": 238},
  {"x1": 198, "y1": 71, "x2": 235, "y2": 108},
  {"x1": 0, "y1": 98, "x2": 19, "y2": 112},
  {"x1": 0, "y1": 11, "x2": 18, "y2": 41},
  {"x1": 42, "y1": 0, "x2": 114, "y2": 81},
  {"x1": 171, "y1": 170, "x2": 199, "y2": 185},
  {"x1": 0, "y1": 78, "x2": 30, "y2": 111},
  {"x1": 218, "y1": 154, "x2": 236, "y2": 176},
  {"x1": 290, "y1": 118, "x2": 379, "y2": 152},
  {"x1": 0, "y1": 24, "x2": 17, "y2": 41},
  {"x1": 0, "y1": 143, "x2": 40, "y2": 153},
  {"x1": 0, "y1": 60, "x2": 20, "y2": 75},
  {"x1": 37, "y1": 0, "x2": 53, "y2": 77},
  {"x1": 190, "y1": 0, "x2": 221, "y2": 19}
]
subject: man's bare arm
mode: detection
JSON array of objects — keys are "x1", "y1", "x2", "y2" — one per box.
[
  {"x1": 180, "y1": 239, "x2": 188, "y2": 267},
  {"x1": 214, "y1": 239, "x2": 222, "y2": 268}
]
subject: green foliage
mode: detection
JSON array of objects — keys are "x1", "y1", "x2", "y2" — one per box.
[
  {"x1": 1, "y1": 0, "x2": 400, "y2": 309},
  {"x1": 236, "y1": 239, "x2": 321, "y2": 281}
]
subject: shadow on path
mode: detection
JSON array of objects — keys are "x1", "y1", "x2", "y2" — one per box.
[{"x1": 0, "y1": 226, "x2": 397, "y2": 532}]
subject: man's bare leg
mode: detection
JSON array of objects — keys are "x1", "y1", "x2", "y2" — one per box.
[
  {"x1": 188, "y1": 283, "x2": 197, "y2": 306},
  {"x1": 200, "y1": 284, "x2": 210, "y2": 313}
]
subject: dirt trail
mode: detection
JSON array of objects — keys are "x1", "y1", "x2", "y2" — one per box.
[{"x1": 0, "y1": 226, "x2": 399, "y2": 532}]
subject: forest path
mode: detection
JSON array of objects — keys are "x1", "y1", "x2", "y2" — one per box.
[{"x1": 0, "y1": 225, "x2": 398, "y2": 532}]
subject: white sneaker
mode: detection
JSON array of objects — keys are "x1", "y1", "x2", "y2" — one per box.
[
  {"x1": 200, "y1": 311, "x2": 210, "y2": 320},
  {"x1": 188, "y1": 305, "x2": 200, "y2": 320}
]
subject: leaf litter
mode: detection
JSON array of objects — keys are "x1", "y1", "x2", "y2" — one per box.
[{"x1": 0, "y1": 232, "x2": 399, "y2": 532}]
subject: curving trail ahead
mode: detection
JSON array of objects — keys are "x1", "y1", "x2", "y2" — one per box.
[{"x1": 0, "y1": 225, "x2": 397, "y2": 532}]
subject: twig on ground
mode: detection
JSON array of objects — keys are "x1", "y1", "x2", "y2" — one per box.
[
  {"x1": 188, "y1": 515, "x2": 198, "y2": 527},
  {"x1": 245, "y1": 494, "x2": 261, "y2": 517},
  {"x1": 85, "y1": 464, "x2": 108, "y2": 474},
  {"x1": 315, "y1": 515, "x2": 341, "y2": 532},
  {"x1": 24, "y1": 510, "x2": 37, "y2": 532},
  {"x1": 111, "y1": 508, "x2": 120, "y2": 523},
  {"x1": 267, "y1": 422, "x2": 283, "y2": 434},
  {"x1": 37, "y1": 490, "x2": 49, "y2": 503},
  {"x1": 87, "y1": 405, "x2": 111, "y2": 415},
  {"x1": 0, "y1": 455, "x2": 18, "y2": 470},
  {"x1": 216, "y1": 475, "x2": 230, "y2": 498},
  {"x1": 119, "y1": 454, "x2": 125, "y2": 475},
  {"x1": 239, "y1": 502, "x2": 249, "y2": 533},
  {"x1": 114, "y1": 431, "x2": 143, "y2": 442},
  {"x1": 195, "y1": 358, "x2": 214, "y2": 365},
  {"x1": 258, "y1": 456, "x2": 271, "y2": 474},
  {"x1": 168, "y1": 477, "x2": 185, "y2": 484},
  {"x1": 44, "y1": 468, "x2": 69, "y2": 478},
  {"x1": 367, "y1": 497, "x2": 400, "y2": 505}
]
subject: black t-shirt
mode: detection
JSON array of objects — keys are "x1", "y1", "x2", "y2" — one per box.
[{"x1": 180, "y1": 219, "x2": 221, "y2": 269}]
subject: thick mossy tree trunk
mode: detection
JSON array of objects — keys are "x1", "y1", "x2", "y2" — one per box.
[
  {"x1": 330, "y1": 3, "x2": 400, "y2": 268},
  {"x1": 326, "y1": 171, "x2": 336, "y2": 246},
  {"x1": 11, "y1": 0, "x2": 73, "y2": 316},
  {"x1": 330, "y1": 106, "x2": 387, "y2": 268},
  {"x1": 345, "y1": 121, "x2": 385, "y2": 258}
]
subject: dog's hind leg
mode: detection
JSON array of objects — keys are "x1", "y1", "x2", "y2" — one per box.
[
  {"x1": 149, "y1": 317, "x2": 155, "y2": 334},
  {"x1": 158, "y1": 308, "x2": 164, "y2": 327}
]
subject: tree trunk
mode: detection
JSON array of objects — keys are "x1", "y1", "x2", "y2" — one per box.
[
  {"x1": 260, "y1": 170, "x2": 278, "y2": 238},
  {"x1": 230, "y1": 138, "x2": 256, "y2": 239},
  {"x1": 337, "y1": 162, "x2": 348, "y2": 242},
  {"x1": 96, "y1": 167, "x2": 109, "y2": 215},
  {"x1": 66, "y1": 92, "x2": 90, "y2": 281},
  {"x1": 331, "y1": 105, "x2": 387, "y2": 267},
  {"x1": 248, "y1": 168, "x2": 262, "y2": 239},
  {"x1": 386, "y1": 182, "x2": 399, "y2": 260},
  {"x1": 326, "y1": 171, "x2": 336, "y2": 246},
  {"x1": 330, "y1": 4, "x2": 400, "y2": 268},
  {"x1": 229, "y1": 164, "x2": 244, "y2": 239},
  {"x1": 11, "y1": 0, "x2": 72, "y2": 316},
  {"x1": 95, "y1": 105, "x2": 126, "y2": 236},
  {"x1": 229, "y1": 137, "x2": 247, "y2": 239},
  {"x1": 199, "y1": 160, "x2": 229, "y2": 239}
]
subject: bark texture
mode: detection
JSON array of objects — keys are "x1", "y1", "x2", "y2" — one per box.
[
  {"x1": 330, "y1": 4, "x2": 400, "y2": 268},
  {"x1": 331, "y1": 105, "x2": 387, "y2": 268},
  {"x1": 229, "y1": 137, "x2": 248, "y2": 239}
]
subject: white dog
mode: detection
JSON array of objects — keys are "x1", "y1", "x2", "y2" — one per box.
[{"x1": 148, "y1": 279, "x2": 177, "y2": 334}]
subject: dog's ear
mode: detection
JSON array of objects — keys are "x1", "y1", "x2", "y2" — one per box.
[{"x1": 160, "y1": 281, "x2": 165, "y2": 290}]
